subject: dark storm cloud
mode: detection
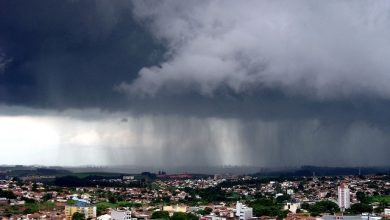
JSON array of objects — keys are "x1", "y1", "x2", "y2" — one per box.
[
  {"x1": 1, "y1": 0, "x2": 390, "y2": 125},
  {"x1": 0, "y1": 50, "x2": 12, "y2": 74},
  {"x1": 1, "y1": 0, "x2": 390, "y2": 168},
  {"x1": 0, "y1": 0, "x2": 163, "y2": 108}
]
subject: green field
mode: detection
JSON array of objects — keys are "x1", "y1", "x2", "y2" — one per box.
[{"x1": 368, "y1": 195, "x2": 390, "y2": 203}]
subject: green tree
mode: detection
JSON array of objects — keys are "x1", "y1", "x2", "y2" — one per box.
[
  {"x1": 350, "y1": 203, "x2": 373, "y2": 214},
  {"x1": 301, "y1": 203, "x2": 310, "y2": 210},
  {"x1": 151, "y1": 211, "x2": 170, "y2": 219},
  {"x1": 197, "y1": 207, "x2": 212, "y2": 215},
  {"x1": 307, "y1": 201, "x2": 339, "y2": 214},
  {"x1": 66, "y1": 200, "x2": 76, "y2": 205},
  {"x1": 185, "y1": 213, "x2": 199, "y2": 220},
  {"x1": 277, "y1": 210, "x2": 289, "y2": 220},
  {"x1": 249, "y1": 199, "x2": 284, "y2": 217},
  {"x1": 23, "y1": 203, "x2": 39, "y2": 214},
  {"x1": 276, "y1": 194, "x2": 291, "y2": 203},
  {"x1": 356, "y1": 192, "x2": 368, "y2": 203},
  {"x1": 171, "y1": 212, "x2": 198, "y2": 220},
  {"x1": 72, "y1": 212, "x2": 86, "y2": 220},
  {"x1": 108, "y1": 196, "x2": 117, "y2": 204},
  {"x1": 42, "y1": 193, "x2": 53, "y2": 202},
  {"x1": 0, "y1": 189, "x2": 16, "y2": 199}
]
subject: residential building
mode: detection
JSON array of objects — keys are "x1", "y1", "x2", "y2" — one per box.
[
  {"x1": 284, "y1": 202, "x2": 300, "y2": 213},
  {"x1": 65, "y1": 200, "x2": 97, "y2": 220},
  {"x1": 338, "y1": 183, "x2": 351, "y2": 210},
  {"x1": 111, "y1": 207, "x2": 132, "y2": 220},
  {"x1": 97, "y1": 214, "x2": 112, "y2": 220}
]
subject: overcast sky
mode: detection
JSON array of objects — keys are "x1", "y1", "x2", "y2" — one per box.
[{"x1": 1, "y1": 0, "x2": 390, "y2": 168}]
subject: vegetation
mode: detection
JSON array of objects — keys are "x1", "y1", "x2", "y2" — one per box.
[
  {"x1": 181, "y1": 186, "x2": 240, "y2": 204},
  {"x1": 72, "y1": 212, "x2": 85, "y2": 220},
  {"x1": 0, "y1": 189, "x2": 16, "y2": 199},
  {"x1": 354, "y1": 193, "x2": 388, "y2": 213},
  {"x1": 66, "y1": 200, "x2": 77, "y2": 205},
  {"x1": 66, "y1": 172, "x2": 124, "y2": 179},
  {"x1": 171, "y1": 212, "x2": 198, "y2": 220},
  {"x1": 248, "y1": 199, "x2": 288, "y2": 218},
  {"x1": 54, "y1": 175, "x2": 142, "y2": 187},
  {"x1": 197, "y1": 207, "x2": 212, "y2": 215},
  {"x1": 356, "y1": 191, "x2": 368, "y2": 203},
  {"x1": 42, "y1": 193, "x2": 53, "y2": 201},
  {"x1": 349, "y1": 203, "x2": 373, "y2": 214},
  {"x1": 6, "y1": 168, "x2": 71, "y2": 177},
  {"x1": 301, "y1": 201, "x2": 339, "y2": 216},
  {"x1": 0, "y1": 200, "x2": 56, "y2": 216},
  {"x1": 275, "y1": 194, "x2": 291, "y2": 203},
  {"x1": 367, "y1": 195, "x2": 390, "y2": 203},
  {"x1": 151, "y1": 211, "x2": 170, "y2": 219}
]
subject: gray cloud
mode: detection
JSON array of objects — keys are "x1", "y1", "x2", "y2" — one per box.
[{"x1": 121, "y1": 1, "x2": 390, "y2": 99}]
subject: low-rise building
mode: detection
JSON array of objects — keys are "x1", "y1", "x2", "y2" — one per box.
[
  {"x1": 65, "y1": 200, "x2": 96, "y2": 220},
  {"x1": 111, "y1": 207, "x2": 132, "y2": 220}
]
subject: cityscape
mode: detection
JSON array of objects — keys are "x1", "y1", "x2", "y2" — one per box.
[
  {"x1": 0, "y1": 166, "x2": 389, "y2": 220},
  {"x1": 1, "y1": 1, "x2": 390, "y2": 220}
]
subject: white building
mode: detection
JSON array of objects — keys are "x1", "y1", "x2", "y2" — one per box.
[
  {"x1": 123, "y1": 176, "x2": 134, "y2": 180},
  {"x1": 111, "y1": 208, "x2": 132, "y2": 220},
  {"x1": 384, "y1": 208, "x2": 390, "y2": 216},
  {"x1": 338, "y1": 183, "x2": 351, "y2": 210},
  {"x1": 284, "y1": 202, "x2": 300, "y2": 213},
  {"x1": 97, "y1": 214, "x2": 111, "y2": 220},
  {"x1": 236, "y1": 201, "x2": 253, "y2": 220}
]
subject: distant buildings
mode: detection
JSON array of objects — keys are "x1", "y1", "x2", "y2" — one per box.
[
  {"x1": 123, "y1": 175, "x2": 135, "y2": 180},
  {"x1": 338, "y1": 183, "x2": 351, "y2": 210},
  {"x1": 235, "y1": 201, "x2": 253, "y2": 220}
]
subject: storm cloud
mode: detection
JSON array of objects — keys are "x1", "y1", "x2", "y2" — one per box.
[
  {"x1": 0, "y1": 1, "x2": 390, "y2": 169},
  {"x1": 123, "y1": 1, "x2": 390, "y2": 99}
]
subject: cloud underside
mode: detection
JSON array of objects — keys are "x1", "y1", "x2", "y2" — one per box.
[{"x1": 120, "y1": 1, "x2": 390, "y2": 99}]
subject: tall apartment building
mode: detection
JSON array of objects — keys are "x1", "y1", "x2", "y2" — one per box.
[{"x1": 338, "y1": 183, "x2": 351, "y2": 210}]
